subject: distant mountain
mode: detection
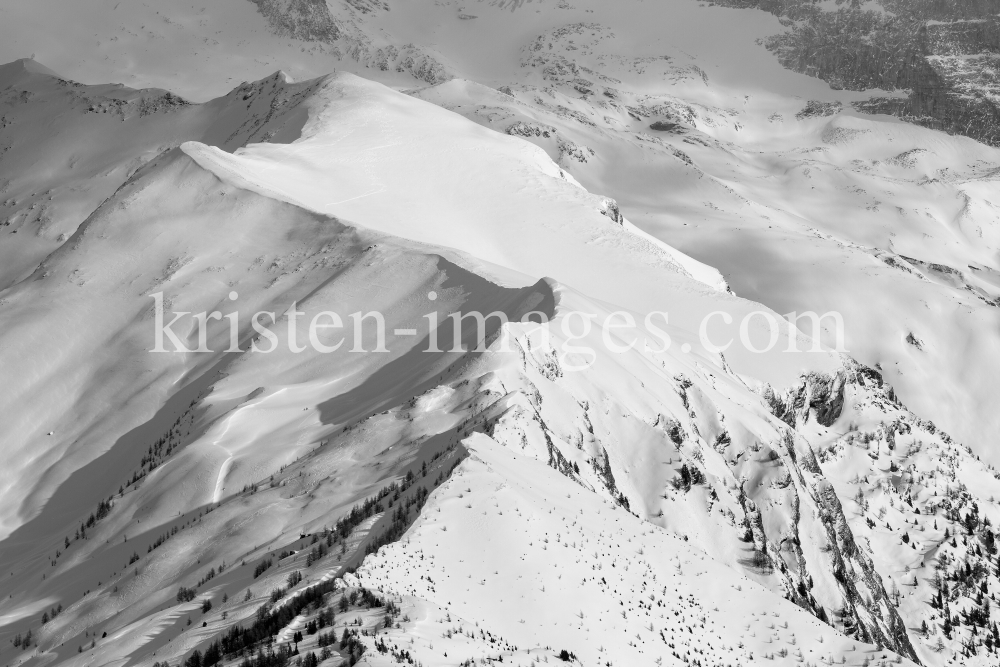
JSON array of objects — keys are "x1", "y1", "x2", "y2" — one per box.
[{"x1": 710, "y1": 0, "x2": 1000, "y2": 145}]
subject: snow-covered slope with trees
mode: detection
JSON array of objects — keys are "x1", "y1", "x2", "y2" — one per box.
[{"x1": 1, "y1": 2, "x2": 1000, "y2": 667}]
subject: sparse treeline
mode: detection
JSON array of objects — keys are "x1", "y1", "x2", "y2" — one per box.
[
  {"x1": 927, "y1": 515, "x2": 1000, "y2": 655},
  {"x1": 364, "y1": 485, "x2": 429, "y2": 556},
  {"x1": 181, "y1": 447, "x2": 463, "y2": 667},
  {"x1": 212, "y1": 583, "x2": 384, "y2": 661}
]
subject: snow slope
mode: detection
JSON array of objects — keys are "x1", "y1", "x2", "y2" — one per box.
[
  {"x1": 4, "y1": 0, "x2": 997, "y2": 469},
  {"x1": 0, "y1": 57, "x2": 318, "y2": 290},
  {"x1": 402, "y1": 26, "x2": 1000, "y2": 471},
  {"x1": 1, "y1": 64, "x2": 998, "y2": 667},
  {"x1": 1, "y1": 1, "x2": 1000, "y2": 666}
]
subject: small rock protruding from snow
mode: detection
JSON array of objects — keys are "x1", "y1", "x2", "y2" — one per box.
[{"x1": 599, "y1": 197, "x2": 623, "y2": 225}]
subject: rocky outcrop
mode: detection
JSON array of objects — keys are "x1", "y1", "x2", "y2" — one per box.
[
  {"x1": 248, "y1": 0, "x2": 341, "y2": 42},
  {"x1": 598, "y1": 197, "x2": 623, "y2": 224},
  {"x1": 245, "y1": 0, "x2": 453, "y2": 85},
  {"x1": 763, "y1": 370, "x2": 847, "y2": 428},
  {"x1": 796, "y1": 100, "x2": 842, "y2": 119}
]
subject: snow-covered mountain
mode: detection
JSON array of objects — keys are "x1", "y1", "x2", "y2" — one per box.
[{"x1": 1, "y1": 2, "x2": 1000, "y2": 667}]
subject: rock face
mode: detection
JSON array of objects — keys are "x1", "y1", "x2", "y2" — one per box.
[
  {"x1": 485, "y1": 323, "x2": 922, "y2": 661},
  {"x1": 248, "y1": 0, "x2": 342, "y2": 42},
  {"x1": 766, "y1": 370, "x2": 848, "y2": 429},
  {"x1": 245, "y1": 0, "x2": 453, "y2": 84},
  {"x1": 711, "y1": 0, "x2": 1000, "y2": 145}
]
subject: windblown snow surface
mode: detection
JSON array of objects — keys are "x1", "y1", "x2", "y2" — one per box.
[{"x1": 1, "y1": 2, "x2": 1000, "y2": 667}]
